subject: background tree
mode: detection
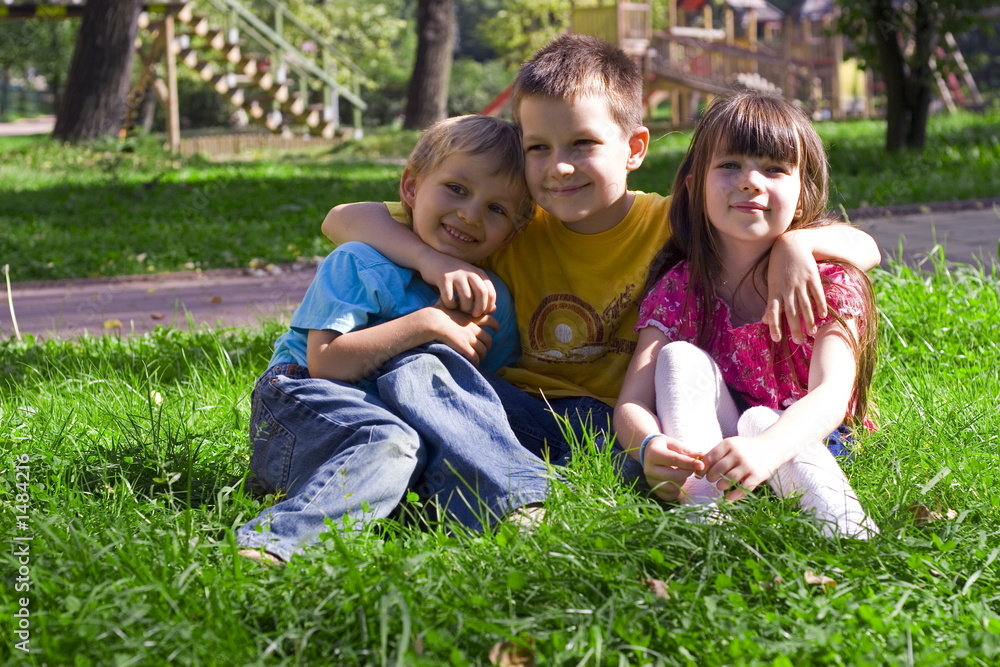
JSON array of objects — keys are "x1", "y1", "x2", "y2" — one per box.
[
  {"x1": 0, "y1": 21, "x2": 78, "y2": 118},
  {"x1": 403, "y1": 0, "x2": 455, "y2": 130},
  {"x1": 247, "y1": 0, "x2": 413, "y2": 126},
  {"x1": 838, "y1": 0, "x2": 993, "y2": 152},
  {"x1": 53, "y1": 0, "x2": 142, "y2": 142},
  {"x1": 480, "y1": 0, "x2": 569, "y2": 67}
]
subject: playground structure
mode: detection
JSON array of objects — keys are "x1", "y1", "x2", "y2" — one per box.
[
  {"x1": 1, "y1": 0, "x2": 369, "y2": 151},
  {"x1": 567, "y1": 0, "x2": 984, "y2": 125},
  {"x1": 2, "y1": 0, "x2": 987, "y2": 148}
]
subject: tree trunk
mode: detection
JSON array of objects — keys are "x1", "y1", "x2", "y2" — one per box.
[
  {"x1": 905, "y1": 0, "x2": 938, "y2": 150},
  {"x1": 403, "y1": 0, "x2": 455, "y2": 130},
  {"x1": 53, "y1": 0, "x2": 142, "y2": 142},
  {"x1": 870, "y1": 0, "x2": 909, "y2": 152}
]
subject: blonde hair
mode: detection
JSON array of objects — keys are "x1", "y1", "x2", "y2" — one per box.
[
  {"x1": 401, "y1": 115, "x2": 534, "y2": 227},
  {"x1": 511, "y1": 33, "x2": 644, "y2": 137}
]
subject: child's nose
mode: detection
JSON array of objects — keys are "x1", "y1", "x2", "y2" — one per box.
[
  {"x1": 458, "y1": 203, "x2": 482, "y2": 226},
  {"x1": 740, "y1": 169, "x2": 764, "y2": 191},
  {"x1": 553, "y1": 157, "x2": 574, "y2": 177}
]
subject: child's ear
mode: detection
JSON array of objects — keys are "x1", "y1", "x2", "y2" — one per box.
[
  {"x1": 626, "y1": 126, "x2": 650, "y2": 172},
  {"x1": 400, "y1": 168, "x2": 418, "y2": 208}
]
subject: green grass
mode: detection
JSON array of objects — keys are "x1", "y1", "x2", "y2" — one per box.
[
  {"x1": 1, "y1": 259, "x2": 998, "y2": 665},
  {"x1": 2, "y1": 110, "x2": 998, "y2": 282}
]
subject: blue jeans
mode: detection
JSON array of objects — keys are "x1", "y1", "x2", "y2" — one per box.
[
  {"x1": 236, "y1": 345, "x2": 551, "y2": 560},
  {"x1": 481, "y1": 370, "x2": 647, "y2": 488}
]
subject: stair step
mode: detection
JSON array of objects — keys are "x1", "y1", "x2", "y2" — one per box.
[
  {"x1": 203, "y1": 29, "x2": 227, "y2": 51},
  {"x1": 309, "y1": 121, "x2": 337, "y2": 140},
  {"x1": 282, "y1": 92, "x2": 307, "y2": 116},
  {"x1": 181, "y1": 13, "x2": 211, "y2": 37},
  {"x1": 246, "y1": 100, "x2": 265, "y2": 119}
]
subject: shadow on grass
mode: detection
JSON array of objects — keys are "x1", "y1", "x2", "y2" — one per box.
[{"x1": 1, "y1": 160, "x2": 402, "y2": 282}]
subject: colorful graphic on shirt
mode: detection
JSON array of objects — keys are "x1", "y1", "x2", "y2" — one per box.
[{"x1": 525, "y1": 288, "x2": 637, "y2": 364}]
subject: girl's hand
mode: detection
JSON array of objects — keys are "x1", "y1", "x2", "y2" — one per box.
[
  {"x1": 427, "y1": 302, "x2": 498, "y2": 366},
  {"x1": 643, "y1": 435, "x2": 706, "y2": 502},
  {"x1": 417, "y1": 252, "x2": 496, "y2": 318},
  {"x1": 764, "y1": 231, "x2": 827, "y2": 344},
  {"x1": 699, "y1": 436, "x2": 784, "y2": 501}
]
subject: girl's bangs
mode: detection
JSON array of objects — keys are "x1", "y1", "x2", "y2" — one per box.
[{"x1": 716, "y1": 101, "x2": 800, "y2": 164}]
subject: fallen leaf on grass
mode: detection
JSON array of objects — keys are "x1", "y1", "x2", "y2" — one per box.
[
  {"x1": 643, "y1": 578, "x2": 670, "y2": 599},
  {"x1": 803, "y1": 570, "x2": 837, "y2": 587},
  {"x1": 909, "y1": 502, "x2": 958, "y2": 525},
  {"x1": 151, "y1": 313, "x2": 165, "y2": 320},
  {"x1": 489, "y1": 641, "x2": 535, "y2": 667},
  {"x1": 103, "y1": 318, "x2": 122, "y2": 329}
]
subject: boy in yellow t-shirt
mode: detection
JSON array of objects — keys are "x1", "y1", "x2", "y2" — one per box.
[{"x1": 322, "y1": 34, "x2": 880, "y2": 493}]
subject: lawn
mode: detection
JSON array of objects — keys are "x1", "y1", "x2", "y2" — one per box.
[
  {"x1": 0, "y1": 258, "x2": 998, "y2": 665},
  {"x1": 1, "y1": 112, "x2": 999, "y2": 665},
  {"x1": 1, "y1": 110, "x2": 998, "y2": 282}
]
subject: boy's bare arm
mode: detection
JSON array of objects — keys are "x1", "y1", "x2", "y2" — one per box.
[
  {"x1": 764, "y1": 225, "x2": 880, "y2": 343},
  {"x1": 322, "y1": 202, "x2": 498, "y2": 316},
  {"x1": 305, "y1": 306, "x2": 499, "y2": 383}
]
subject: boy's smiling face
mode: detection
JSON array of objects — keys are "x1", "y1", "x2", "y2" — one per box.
[
  {"x1": 402, "y1": 151, "x2": 526, "y2": 264},
  {"x1": 519, "y1": 94, "x2": 648, "y2": 233}
]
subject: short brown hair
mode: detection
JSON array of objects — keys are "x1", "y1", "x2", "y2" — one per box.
[
  {"x1": 401, "y1": 114, "x2": 534, "y2": 226},
  {"x1": 511, "y1": 33, "x2": 644, "y2": 136}
]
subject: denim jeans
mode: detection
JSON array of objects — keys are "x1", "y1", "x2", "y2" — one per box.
[
  {"x1": 480, "y1": 370, "x2": 647, "y2": 488},
  {"x1": 236, "y1": 345, "x2": 551, "y2": 560},
  {"x1": 236, "y1": 363, "x2": 427, "y2": 561},
  {"x1": 375, "y1": 344, "x2": 552, "y2": 529}
]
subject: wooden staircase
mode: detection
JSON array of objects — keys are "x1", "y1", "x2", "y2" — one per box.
[{"x1": 132, "y1": 0, "x2": 368, "y2": 140}]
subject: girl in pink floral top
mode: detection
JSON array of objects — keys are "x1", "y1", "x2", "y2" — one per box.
[{"x1": 615, "y1": 91, "x2": 879, "y2": 537}]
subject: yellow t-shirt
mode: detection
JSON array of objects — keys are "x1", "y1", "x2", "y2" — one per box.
[{"x1": 485, "y1": 192, "x2": 672, "y2": 406}]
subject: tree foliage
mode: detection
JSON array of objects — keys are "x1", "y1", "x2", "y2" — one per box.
[
  {"x1": 838, "y1": 0, "x2": 994, "y2": 152},
  {"x1": 0, "y1": 20, "x2": 78, "y2": 115},
  {"x1": 480, "y1": 0, "x2": 570, "y2": 67}
]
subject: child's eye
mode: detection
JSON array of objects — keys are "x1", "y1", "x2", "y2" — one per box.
[
  {"x1": 525, "y1": 144, "x2": 548, "y2": 153},
  {"x1": 488, "y1": 203, "x2": 508, "y2": 216},
  {"x1": 447, "y1": 183, "x2": 468, "y2": 195}
]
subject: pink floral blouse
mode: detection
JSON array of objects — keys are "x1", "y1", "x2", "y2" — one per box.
[{"x1": 637, "y1": 262, "x2": 866, "y2": 410}]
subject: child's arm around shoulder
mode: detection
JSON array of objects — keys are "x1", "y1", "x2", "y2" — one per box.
[
  {"x1": 764, "y1": 224, "x2": 880, "y2": 344},
  {"x1": 306, "y1": 304, "x2": 500, "y2": 383},
  {"x1": 323, "y1": 202, "x2": 498, "y2": 317}
]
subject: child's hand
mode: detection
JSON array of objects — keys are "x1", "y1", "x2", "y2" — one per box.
[
  {"x1": 764, "y1": 231, "x2": 827, "y2": 344},
  {"x1": 418, "y1": 253, "x2": 496, "y2": 318},
  {"x1": 643, "y1": 435, "x2": 706, "y2": 502},
  {"x1": 699, "y1": 436, "x2": 783, "y2": 501},
  {"x1": 428, "y1": 302, "x2": 499, "y2": 367}
]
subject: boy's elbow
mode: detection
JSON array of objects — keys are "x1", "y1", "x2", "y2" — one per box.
[{"x1": 322, "y1": 204, "x2": 350, "y2": 244}]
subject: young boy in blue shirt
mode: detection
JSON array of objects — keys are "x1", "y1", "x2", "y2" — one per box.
[
  {"x1": 237, "y1": 115, "x2": 547, "y2": 564},
  {"x1": 320, "y1": 35, "x2": 881, "y2": 504}
]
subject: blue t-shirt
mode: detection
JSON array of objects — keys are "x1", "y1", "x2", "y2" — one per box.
[{"x1": 269, "y1": 242, "x2": 520, "y2": 376}]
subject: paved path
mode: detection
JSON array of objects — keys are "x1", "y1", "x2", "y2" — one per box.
[
  {"x1": 0, "y1": 115, "x2": 55, "y2": 136},
  {"x1": 3, "y1": 200, "x2": 997, "y2": 340},
  {"x1": 2, "y1": 118, "x2": 997, "y2": 339}
]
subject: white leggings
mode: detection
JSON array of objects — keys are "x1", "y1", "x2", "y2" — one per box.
[{"x1": 654, "y1": 341, "x2": 878, "y2": 538}]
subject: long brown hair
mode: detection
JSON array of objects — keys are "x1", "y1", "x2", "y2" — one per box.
[{"x1": 646, "y1": 90, "x2": 877, "y2": 422}]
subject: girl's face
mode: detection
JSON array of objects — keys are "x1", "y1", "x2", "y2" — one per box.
[{"x1": 702, "y1": 149, "x2": 802, "y2": 258}]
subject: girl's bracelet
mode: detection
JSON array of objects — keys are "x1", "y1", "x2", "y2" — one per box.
[{"x1": 639, "y1": 433, "x2": 666, "y2": 469}]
